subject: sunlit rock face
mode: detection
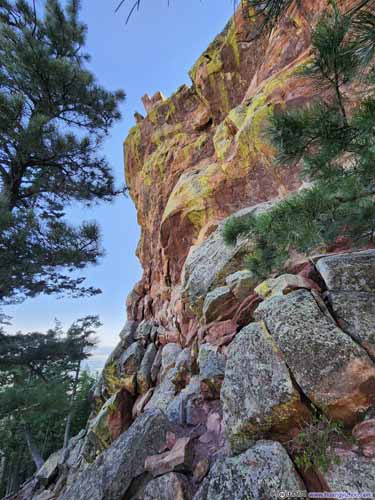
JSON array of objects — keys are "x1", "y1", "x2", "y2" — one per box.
[{"x1": 123, "y1": 1, "x2": 340, "y2": 330}]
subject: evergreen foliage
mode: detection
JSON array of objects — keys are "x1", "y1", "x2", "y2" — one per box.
[
  {"x1": 0, "y1": 316, "x2": 99, "y2": 497},
  {"x1": 223, "y1": 1, "x2": 375, "y2": 280},
  {"x1": 0, "y1": 0, "x2": 125, "y2": 303}
]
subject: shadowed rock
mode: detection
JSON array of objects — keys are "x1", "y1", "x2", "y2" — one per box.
[
  {"x1": 59, "y1": 410, "x2": 170, "y2": 500},
  {"x1": 137, "y1": 344, "x2": 157, "y2": 394},
  {"x1": 140, "y1": 472, "x2": 192, "y2": 500},
  {"x1": 326, "y1": 291, "x2": 375, "y2": 358}
]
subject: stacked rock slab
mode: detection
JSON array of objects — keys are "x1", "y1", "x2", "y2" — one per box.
[
  {"x1": 316, "y1": 251, "x2": 375, "y2": 358},
  {"x1": 254, "y1": 289, "x2": 375, "y2": 424}
]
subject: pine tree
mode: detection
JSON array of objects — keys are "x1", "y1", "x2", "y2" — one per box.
[
  {"x1": 223, "y1": 1, "x2": 375, "y2": 279},
  {"x1": 0, "y1": 317, "x2": 99, "y2": 496},
  {"x1": 0, "y1": 0, "x2": 125, "y2": 303}
]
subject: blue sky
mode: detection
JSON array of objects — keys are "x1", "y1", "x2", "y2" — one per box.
[{"x1": 7, "y1": 0, "x2": 234, "y2": 364}]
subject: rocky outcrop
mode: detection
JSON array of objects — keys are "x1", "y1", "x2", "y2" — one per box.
[
  {"x1": 17, "y1": 2, "x2": 375, "y2": 500},
  {"x1": 124, "y1": 0, "x2": 323, "y2": 328}
]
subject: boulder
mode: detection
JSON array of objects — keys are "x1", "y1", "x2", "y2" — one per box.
[
  {"x1": 182, "y1": 203, "x2": 272, "y2": 315},
  {"x1": 96, "y1": 341, "x2": 127, "y2": 401},
  {"x1": 202, "y1": 286, "x2": 236, "y2": 323},
  {"x1": 145, "y1": 368, "x2": 178, "y2": 413},
  {"x1": 133, "y1": 389, "x2": 154, "y2": 419},
  {"x1": 151, "y1": 347, "x2": 162, "y2": 383},
  {"x1": 145, "y1": 437, "x2": 193, "y2": 477},
  {"x1": 255, "y1": 289, "x2": 375, "y2": 424},
  {"x1": 319, "y1": 449, "x2": 375, "y2": 494},
  {"x1": 194, "y1": 441, "x2": 306, "y2": 500},
  {"x1": 173, "y1": 347, "x2": 195, "y2": 390},
  {"x1": 120, "y1": 341, "x2": 145, "y2": 377},
  {"x1": 225, "y1": 270, "x2": 256, "y2": 300},
  {"x1": 198, "y1": 344, "x2": 226, "y2": 400},
  {"x1": 255, "y1": 273, "x2": 320, "y2": 299},
  {"x1": 134, "y1": 321, "x2": 157, "y2": 346},
  {"x1": 119, "y1": 320, "x2": 138, "y2": 348},
  {"x1": 325, "y1": 291, "x2": 375, "y2": 357},
  {"x1": 60, "y1": 409, "x2": 170, "y2": 500},
  {"x1": 137, "y1": 344, "x2": 157, "y2": 394},
  {"x1": 221, "y1": 322, "x2": 307, "y2": 454},
  {"x1": 140, "y1": 473, "x2": 192, "y2": 500},
  {"x1": 65, "y1": 429, "x2": 86, "y2": 468},
  {"x1": 166, "y1": 376, "x2": 201, "y2": 425},
  {"x1": 160, "y1": 343, "x2": 182, "y2": 380},
  {"x1": 315, "y1": 250, "x2": 375, "y2": 292},
  {"x1": 36, "y1": 450, "x2": 62, "y2": 486},
  {"x1": 84, "y1": 389, "x2": 133, "y2": 459}
]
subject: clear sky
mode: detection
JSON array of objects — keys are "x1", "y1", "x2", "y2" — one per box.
[{"x1": 6, "y1": 0, "x2": 234, "y2": 365}]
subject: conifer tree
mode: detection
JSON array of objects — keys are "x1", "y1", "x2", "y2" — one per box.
[
  {"x1": 0, "y1": 0, "x2": 125, "y2": 303},
  {"x1": 223, "y1": 1, "x2": 375, "y2": 279}
]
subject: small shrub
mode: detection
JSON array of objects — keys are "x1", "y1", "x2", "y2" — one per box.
[{"x1": 289, "y1": 411, "x2": 349, "y2": 473}]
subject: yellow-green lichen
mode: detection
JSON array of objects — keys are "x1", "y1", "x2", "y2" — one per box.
[
  {"x1": 213, "y1": 105, "x2": 247, "y2": 160},
  {"x1": 125, "y1": 125, "x2": 142, "y2": 172},
  {"x1": 148, "y1": 98, "x2": 177, "y2": 126},
  {"x1": 162, "y1": 163, "x2": 218, "y2": 231},
  {"x1": 139, "y1": 130, "x2": 190, "y2": 186},
  {"x1": 230, "y1": 61, "x2": 309, "y2": 165},
  {"x1": 102, "y1": 361, "x2": 122, "y2": 397}
]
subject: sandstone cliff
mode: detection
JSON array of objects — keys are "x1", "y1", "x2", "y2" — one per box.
[{"x1": 12, "y1": 1, "x2": 375, "y2": 499}]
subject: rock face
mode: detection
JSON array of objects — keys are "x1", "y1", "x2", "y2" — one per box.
[
  {"x1": 194, "y1": 441, "x2": 306, "y2": 500},
  {"x1": 316, "y1": 251, "x2": 375, "y2": 358},
  {"x1": 124, "y1": 0, "x2": 328, "y2": 327},
  {"x1": 17, "y1": 3, "x2": 375, "y2": 500},
  {"x1": 319, "y1": 449, "x2": 375, "y2": 493}
]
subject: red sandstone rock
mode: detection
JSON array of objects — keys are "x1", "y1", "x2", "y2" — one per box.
[
  {"x1": 124, "y1": 1, "x2": 344, "y2": 334},
  {"x1": 233, "y1": 294, "x2": 262, "y2": 327},
  {"x1": 144, "y1": 437, "x2": 193, "y2": 478},
  {"x1": 205, "y1": 320, "x2": 238, "y2": 347},
  {"x1": 132, "y1": 388, "x2": 154, "y2": 419},
  {"x1": 353, "y1": 419, "x2": 375, "y2": 458},
  {"x1": 107, "y1": 389, "x2": 134, "y2": 440}
]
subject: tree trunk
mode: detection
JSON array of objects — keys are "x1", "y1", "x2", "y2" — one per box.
[
  {"x1": 63, "y1": 358, "x2": 81, "y2": 450},
  {"x1": 0, "y1": 451, "x2": 5, "y2": 496},
  {"x1": 63, "y1": 413, "x2": 73, "y2": 451},
  {"x1": 25, "y1": 427, "x2": 44, "y2": 470}
]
